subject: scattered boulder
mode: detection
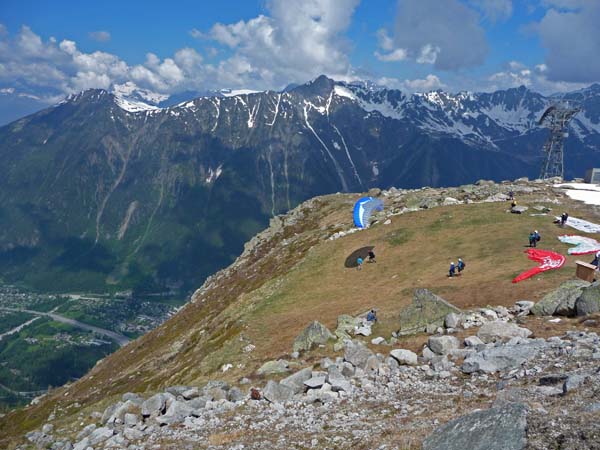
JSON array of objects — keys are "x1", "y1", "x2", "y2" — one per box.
[
  {"x1": 293, "y1": 321, "x2": 335, "y2": 353},
  {"x1": 280, "y1": 367, "x2": 313, "y2": 395},
  {"x1": 257, "y1": 359, "x2": 290, "y2": 375},
  {"x1": 87, "y1": 427, "x2": 114, "y2": 446},
  {"x1": 327, "y1": 366, "x2": 352, "y2": 392},
  {"x1": 444, "y1": 312, "x2": 461, "y2": 329},
  {"x1": 531, "y1": 280, "x2": 589, "y2": 316},
  {"x1": 304, "y1": 376, "x2": 326, "y2": 390},
  {"x1": 389, "y1": 349, "x2": 418, "y2": 366},
  {"x1": 335, "y1": 314, "x2": 361, "y2": 339},
  {"x1": 477, "y1": 321, "x2": 532, "y2": 343},
  {"x1": 262, "y1": 380, "x2": 294, "y2": 403},
  {"x1": 398, "y1": 289, "x2": 461, "y2": 336},
  {"x1": 563, "y1": 373, "x2": 589, "y2": 394},
  {"x1": 510, "y1": 205, "x2": 528, "y2": 214},
  {"x1": 343, "y1": 340, "x2": 374, "y2": 370},
  {"x1": 228, "y1": 387, "x2": 245, "y2": 402},
  {"x1": 462, "y1": 342, "x2": 543, "y2": 373},
  {"x1": 428, "y1": 335, "x2": 460, "y2": 355},
  {"x1": 422, "y1": 403, "x2": 528, "y2": 450},
  {"x1": 464, "y1": 336, "x2": 484, "y2": 347},
  {"x1": 575, "y1": 284, "x2": 600, "y2": 316},
  {"x1": 371, "y1": 336, "x2": 386, "y2": 345},
  {"x1": 141, "y1": 393, "x2": 166, "y2": 417}
]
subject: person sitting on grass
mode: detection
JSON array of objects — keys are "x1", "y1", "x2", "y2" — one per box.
[
  {"x1": 366, "y1": 309, "x2": 378, "y2": 323},
  {"x1": 449, "y1": 261, "x2": 456, "y2": 277}
]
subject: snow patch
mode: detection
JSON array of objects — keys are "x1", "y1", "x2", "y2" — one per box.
[
  {"x1": 220, "y1": 89, "x2": 261, "y2": 97},
  {"x1": 205, "y1": 165, "x2": 223, "y2": 184},
  {"x1": 334, "y1": 85, "x2": 357, "y2": 101}
]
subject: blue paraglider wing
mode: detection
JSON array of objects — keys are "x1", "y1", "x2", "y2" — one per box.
[{"x1": 353, "y1": 197, "x2": 384, "y2": 228}]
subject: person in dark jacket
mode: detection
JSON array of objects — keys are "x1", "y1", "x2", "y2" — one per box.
[
  {"x1": 368, "y1": 250, "x2": 376, "y2": 263},
  {"x1": 457, "y1": 258, "x2": 466, "y2": 274},
  {"x1": 529, "y1": 231, "x2": 537, "y2": 247},
  {"x1": 560, "y1": 212, "x2": 569, "y2": 226},
  {"x1": 367, "y1": 309, "x2": 378, "y2": 323},
  {"x1": 449, "y1": 261, "x2": 456, "y2": 277}
]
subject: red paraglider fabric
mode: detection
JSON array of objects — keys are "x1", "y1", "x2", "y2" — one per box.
[{"x1": 512, "y1": 249, "x2": 565, "y2": 283}]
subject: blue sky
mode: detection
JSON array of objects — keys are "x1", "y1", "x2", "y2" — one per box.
[{"x1": 1, "y1": 0, "x2": 599, "y2": 102}]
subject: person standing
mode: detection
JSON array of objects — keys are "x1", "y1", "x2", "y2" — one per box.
[
  {"x1": 357, "y1": 257, "x2": 364, "y2": 270},
  {"x1": 457, "y1": 258, "x2": 466, "y2": 274},
  {"x1": 449, "y1": 261, "x2": 456, "y2": 277},
  {"x1": 529, "y1": 231, "x2": 537, "y2": 247},
  {"x1": 560, "y1": 212, "x2": 569, "y2": 227}
]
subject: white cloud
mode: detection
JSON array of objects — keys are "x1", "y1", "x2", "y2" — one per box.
[
  {"x1": 402, "y1": 74, "x2": 446, "y2": 91},
  {"x1": 536, "y1": 1, "x2": 600, "y2": 83},
  {"x1": 416, "y1": 44, "x2": 440, "y2": 65},
  {"x1": 487, "y1": 61, "x2": 588, "y2": 93},
  {"x1": 374, "y1": 74, "x2": 446, "y2": 92},
  {"x1": 382, "y1": 0, "x2": 488, "y2": 70},
  {"x1": 375, "y1": 48, "x2": 407, "y2": 62},
  {"x1": 203, "y1": 0, "x2": 361, "y2": 86},
  {"x1": 89, "y1": 31, "x2": 111, "y2": 42}
]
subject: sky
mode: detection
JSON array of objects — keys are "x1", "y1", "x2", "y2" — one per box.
[{"x1": 1, "y1": 0, "x2": 600, "y2": 104}]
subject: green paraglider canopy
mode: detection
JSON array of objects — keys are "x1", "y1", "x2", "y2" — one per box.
[{"x1": 344, "y1": 246, "x2": 374, "y2": 268}]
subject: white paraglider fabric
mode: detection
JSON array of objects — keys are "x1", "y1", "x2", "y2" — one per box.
[
  {"x1": 557, "y1": 235, "x2": 600, "y2": 255},
  {"x1": 558, "y1": 216, "x2": 600, "y2": 234}
]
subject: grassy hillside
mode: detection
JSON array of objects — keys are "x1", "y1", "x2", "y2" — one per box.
[{"x1": 1, "y1": 181, "x2": 598, "y2": 445}]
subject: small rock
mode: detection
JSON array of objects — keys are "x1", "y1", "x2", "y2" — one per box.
[
  {"x1": 293, "y1": 321, "x2": 335, "y2": 353},
  {"x1": 464, "y1": 336, "x2": 484, "y2": 347},
  {"x1": 371, "y1": 336, "x2": 386, "y2": 345}
]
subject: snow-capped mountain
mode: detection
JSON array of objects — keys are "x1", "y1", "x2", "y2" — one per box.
[{"x1": 1, "y1": 75, "x2": 600, "y2": 294}]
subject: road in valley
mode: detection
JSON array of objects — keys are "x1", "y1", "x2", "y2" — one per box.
[{"x1": 0, "y1": 307, "x2": 131, "y2": 347}]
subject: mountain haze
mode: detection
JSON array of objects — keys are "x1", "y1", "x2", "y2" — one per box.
[{"x1": 1, "y1": 76, "x2": 600, "y2": 293}]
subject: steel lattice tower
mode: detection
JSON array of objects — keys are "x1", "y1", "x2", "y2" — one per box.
[{"x1": 539, "y1": 102, "x2": 580, "y2": 180}]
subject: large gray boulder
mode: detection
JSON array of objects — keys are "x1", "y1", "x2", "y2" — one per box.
[
  {"x1": 462, "y1": 342, "x2": 543, "y2": 373},
  {"x1": 477, "y1": 321, "x2": 532, "y2": 343},
  {"x1": 262, "y1": 380, "x2": 294, "y2": 403},
  {"x1": 575, "y1": 284, "x2": 600, "y2": 316},
  {"x1": 293, "y1": 321, "x2": 335, "y2": 353},
  {"x1": 141, "y1": 393, "x2": 167, "y2": 417},
  {"x1": 389, "y1": 349, "x2": 418, "y2": 365},
  {"x1": 422, "y1": 403, "x2": 528, "y2": 450},
  {"x1": 335, "y1": 314, "x2": 361, "y2": 340},
  {"x1": 398, "y1": 289, "x2": 461, "y2": 335},
  {"x1": 343, "y1": 340, "x2": 374, "y2": 369},
  {"x1": 531, "y1": 280, "x2": 589, "y2": 316},
  {"x1": 156, "y1": 400, "x2": 196, "y2": 425},
  {"x1": 428, "y1": 335, "x2": 460, "y2": 355},
  {"x1": 280, "y1": 367, "x2": 313, "y2": 394},
  {"x1": 445, "y1": 312, "x2": 462, "y2": 329},
  {"x1": 87, "y1": 427, "x2": 115, "y2": 446},
  {"x1": 327, "y1": 366, "x2": 352, "y2": 392}
]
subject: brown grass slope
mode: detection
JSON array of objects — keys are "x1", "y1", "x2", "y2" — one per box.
[{"x1": 1, "y1": 184, "x2": 599, "y2": 445}]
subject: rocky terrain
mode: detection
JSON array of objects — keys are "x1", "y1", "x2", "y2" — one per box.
[
  {"x1": 3, "y1": 177, "x2": 600, "y2": 448},
  {"x1": 21, "y1": 297, "x2": 600, "y2": 449}
]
